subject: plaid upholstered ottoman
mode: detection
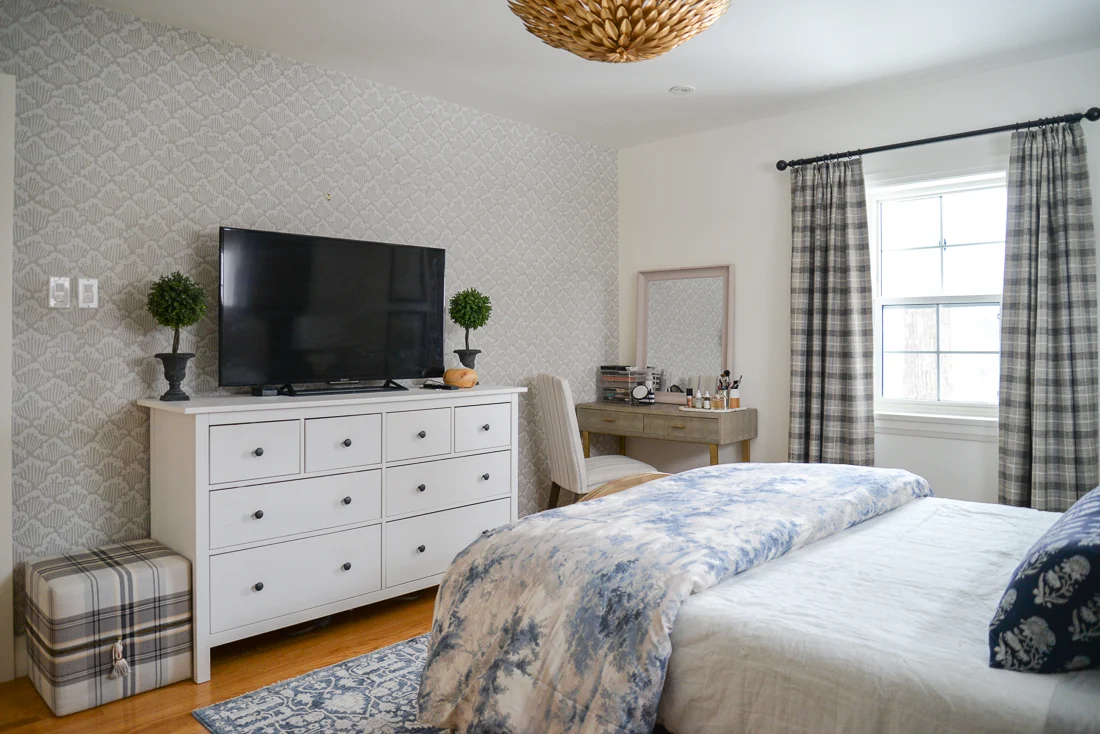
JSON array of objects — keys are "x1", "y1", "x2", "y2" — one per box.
[{"x1": 25, "y1": 539, "x2": 193, "y2": 715}]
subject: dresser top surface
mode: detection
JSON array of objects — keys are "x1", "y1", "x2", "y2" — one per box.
[
  {"x1": 139, "y1": 385, "x2": 527, "y2": 415},
  {"x1": 576, "y1": 401, "x2": 755, "y2": 419}
]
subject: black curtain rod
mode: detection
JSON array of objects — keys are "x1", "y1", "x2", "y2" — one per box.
[{"x1": 775, "y1": 106, "x2": 1100, "y2": 171}]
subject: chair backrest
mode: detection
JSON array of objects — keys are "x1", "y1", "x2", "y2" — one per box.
[{"x1": 534, "y1": 373, "x2": 587, "y2": 493}]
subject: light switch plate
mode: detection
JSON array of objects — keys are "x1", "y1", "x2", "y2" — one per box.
[
  {"x1": 49, "y1": 276, "x2": 71, "y2": 308},
  {"x1": 78, "y1": 278, "x2": 99, "y2": 308}
]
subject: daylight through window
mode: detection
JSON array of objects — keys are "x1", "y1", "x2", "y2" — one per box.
[{"x1": 872, "y1": 176, "x2": 1007, "y2": 412}]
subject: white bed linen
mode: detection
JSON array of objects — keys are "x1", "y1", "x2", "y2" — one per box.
[{"x1": 659, "y1": 498, "x2": 1100, "y2": 734}]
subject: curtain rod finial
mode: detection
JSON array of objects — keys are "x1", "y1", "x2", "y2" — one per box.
[
  {"x1": 776, "y1": 160, "x2": 789, "y2": 171},
  {"x1": 1086, "y1": 107, "x2": 1100, "y2": 122}
]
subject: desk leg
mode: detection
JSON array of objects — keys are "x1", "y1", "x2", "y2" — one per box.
[
  {"x1": 710, "y1": 444, "x2": 719, "y2": 466},
  {"x1": 548, "y1": 482, "x2": 561, "y2": 511},
  {"x1": 742, "y1": 440, "x2": 751, "y2": 463},
  {"x1": 582, "y1": 430, "x2": 591, "y2": 459},
  {"x1": 618, "y1": 436, "x2": 627, "y2": 455}
]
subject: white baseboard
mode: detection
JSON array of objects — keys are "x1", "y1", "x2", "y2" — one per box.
[{"x1": 14, "y1": 634, "x2": 27, "y2": 678}]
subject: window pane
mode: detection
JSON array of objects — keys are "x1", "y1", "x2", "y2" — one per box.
[
  {"x1": 942, "y1": 187, "x2": 1007, "y2": 245},
  {"x1": 940, "y1": 304, "x2": 1000, "y2": 352},
  {"x1": 942, "y1": 243, "x2": 1004, "y2": 295},
  {"x1": 940, "y1": 354, "x2": 999, "y2": 403},
  {"x1": 881, "y1": 249, "x2": 940, "y2": 297},
  {"x1": 883, "y1": 353, "x2": 937, "y2": 400},
  {"x1": 880, "y1": 197, "x2": 940, "y2": 250},
  {"x1": 882, "y1": 305, "x2": 936, "y2": 351}
]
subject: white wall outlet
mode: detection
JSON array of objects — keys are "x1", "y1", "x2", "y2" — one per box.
[
  {"x1": 78, "y1": 278, "x2": 99, "y2": 308},
  {"x1": 48, "y1": 277, "x2": 71, "y2": 308}
]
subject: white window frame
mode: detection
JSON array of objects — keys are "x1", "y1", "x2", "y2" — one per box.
[{"x1": 868, "y1": 172, "x2": 1006, "y2": 420}]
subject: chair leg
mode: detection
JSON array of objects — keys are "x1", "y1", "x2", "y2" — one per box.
[{"x1": 548, "y1": 481, "x2": 562, "y2": 511}]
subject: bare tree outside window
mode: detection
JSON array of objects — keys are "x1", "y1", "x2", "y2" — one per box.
[{"x1": 874, "y1": 179, "x2": 1006, "y2": 410}]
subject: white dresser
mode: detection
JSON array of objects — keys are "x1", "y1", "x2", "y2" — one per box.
[{"x1": 139, "y1": 385, "x2": 525, "y2": 683}]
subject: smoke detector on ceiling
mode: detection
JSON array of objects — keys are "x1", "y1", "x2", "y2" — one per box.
[{"x1": 669, "y1": 85, "x2": 696, "y2": 95}]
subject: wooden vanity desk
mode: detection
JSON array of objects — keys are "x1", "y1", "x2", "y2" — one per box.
[{"x1": 575, "y1": 402, "x2": 757, "y2": 465}]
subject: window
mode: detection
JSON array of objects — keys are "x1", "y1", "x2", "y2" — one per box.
[{"x1": 869, "y1": 174, "x2": 1007, "y2": 416}]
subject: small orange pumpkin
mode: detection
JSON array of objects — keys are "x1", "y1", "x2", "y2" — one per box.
[{"x1": 443, "y1": 368, "x2": 478, "y2": 388}]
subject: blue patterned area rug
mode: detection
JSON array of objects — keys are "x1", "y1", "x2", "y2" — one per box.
[{"x1": 194, "y1": 634, "x2": 442, "y2": 734}]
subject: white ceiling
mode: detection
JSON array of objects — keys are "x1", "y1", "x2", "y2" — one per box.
[{"x1": 89, "y1": 0, "x2": 1100, "y2": 148}]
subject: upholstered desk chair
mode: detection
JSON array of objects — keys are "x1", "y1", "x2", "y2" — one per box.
[{"x1": 535, "y1": 373, "x2": 659, "y2": 510}]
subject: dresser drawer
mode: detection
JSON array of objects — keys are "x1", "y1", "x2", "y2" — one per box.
[
  {"x1": 209, "y1": 421, "x2": 301, "y2": 485},
  {"x1": 454, "y1": 403, "x2": 511, "y2": 453},
  {"x1": 385, "y1": 499, "x2": 510, "y2": 588},
  {"x1": 210, "y1": 525, "x2": 381, "y2": 633},
  {"x1": 209, "y1": 471, "x2": 382, "y2": 550},
  {"x1": 386, "y1": 451, "x2": 510, "y2": 518},
  {"x1": 386, "y1": 408, "x2": 451, "y2": 462},
  {"x1": 642, "y1": 414, "x2": 719, "y2": 442},
  {"x1": 305, "y1": 414, "x2": 382, "y2": 472},
  {"x1": 577, "y1": 408, "x2": 644, "y2": 435}
]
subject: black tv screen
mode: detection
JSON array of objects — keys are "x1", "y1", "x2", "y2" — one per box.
[{"x1": 219, "y1": 227, "x2": 445, "y2": 387}]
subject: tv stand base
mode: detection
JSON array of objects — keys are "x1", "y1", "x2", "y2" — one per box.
[{"x1": 277, "y1": 379, "x2": 409, "y2": 396}]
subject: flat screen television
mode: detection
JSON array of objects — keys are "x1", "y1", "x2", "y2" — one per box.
[{"x1": 219, "y1": 227, "x2": 445, "y2": 392}]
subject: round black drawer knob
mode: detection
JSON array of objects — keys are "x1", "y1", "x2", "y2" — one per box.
[
  {"x1": 482, "y1": 473, "x2": 490, "y2": 481},
  {"x1": 417, "y1": 484, "x2": 427, "y2": 492},
  {"x1": 342, "y1": 438, "x2": 353, "y2": 447},
  {"x1": 417, "y1": 430, "x2": 427, "y2": 439},
  {"x1": 342, "y1": 496, "x2": 353, "y2": 505},
  {"x1": 482, "y1": 424, "x2": 490, "y2": 431},
  {"x1": 342, "y1": 562, "x2": 352, "y2": 571},
  {"x1": 253, "y1": 447, "x2": 264, "y2": 457},
  {"x1": 417, "y1": 544, "x2": 426, "y2": 553},
  {"x1": 254, "y1": 582, "x2": 264, "y2": 592},
  {"x1": 253, "y1": 509, "x2": 264, "y2": 519}
]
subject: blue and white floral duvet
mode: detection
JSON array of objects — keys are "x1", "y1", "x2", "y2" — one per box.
[{"x1": 417, "y1": 462, "x2": 931, "y2": 733}]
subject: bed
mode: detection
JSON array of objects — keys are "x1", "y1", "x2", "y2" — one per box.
[
  {"x1": 660, "y1": 497, "x2": 1100, "y2": 734},
  {"x1": 416, "y1": 464, "x2": 1100, "y2": 733}
]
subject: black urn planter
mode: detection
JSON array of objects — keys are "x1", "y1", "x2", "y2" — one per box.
[
  {"x1": 454, "y1": 349, "x2": 480, "y2": 369},
  {"x1": 155, "y1": 353, "x2": 194, "y2": 402}
]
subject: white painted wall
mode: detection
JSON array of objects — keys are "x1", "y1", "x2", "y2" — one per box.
[
  {"x1": 1, "y1": 72, "x2": 15, "y2": 681},
  {"x1": 619, "y1": 49, "x2": 1100, "y2": 501},
  {"x1": 875, "y1": 414, "x2": 999, "y2": 503}
]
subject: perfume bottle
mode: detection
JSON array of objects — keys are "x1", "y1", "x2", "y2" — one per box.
[
  {"x1": 685, "y1": 388, "x2": 694, "y2": 407},
  {"x1": 702, "y1": 392, "x2": 711, "y2": 410}
]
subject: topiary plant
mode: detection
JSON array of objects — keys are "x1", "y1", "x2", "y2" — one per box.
[
  {"x1": 147, "y1": 271, "x2": 207, "y2": 354},
  {"x1": 449, "y1": 288, "x2": 492, "y2": 352}
]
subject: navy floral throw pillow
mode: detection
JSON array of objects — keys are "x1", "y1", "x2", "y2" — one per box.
[{"x1": 989, "y1": 486, "x2": 1100, "y2": 673}]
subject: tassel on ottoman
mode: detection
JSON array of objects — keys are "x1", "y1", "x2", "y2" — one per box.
[
  {"x1": 111, "y1": 637, "x2": 131, "y2": 679},
  {"x1": 25, "y1": 539, "x2": 193, "y2": 716}
]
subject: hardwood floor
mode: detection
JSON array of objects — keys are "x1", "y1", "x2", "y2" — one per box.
[{"x1": 0, "y1": 588, "x2": 437, "y2": 734}]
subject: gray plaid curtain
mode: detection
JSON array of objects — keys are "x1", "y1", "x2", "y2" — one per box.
[
  {"x1": 788, "y1": 158, "x2": 874, "y2": 465},
  {"x1": 999, "y1": 122, "x2": 1098, "y2": 511}
]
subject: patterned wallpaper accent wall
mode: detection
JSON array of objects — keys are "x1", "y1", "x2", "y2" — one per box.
[
  {"x1": 647, "y1": 277, "x2": 725, "y2": 388},
  {"x1": 1, "y1": 0, "x2": 618, "y2": 630}
]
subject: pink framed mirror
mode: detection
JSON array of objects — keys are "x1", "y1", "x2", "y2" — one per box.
[{"x1": 635, "y1": 265, "x2": 733, "y2": 393}]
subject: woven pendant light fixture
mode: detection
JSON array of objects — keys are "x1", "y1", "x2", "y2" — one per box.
[{"x1": 508, "y1": 0, "x2": 732, "y2": 63}]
